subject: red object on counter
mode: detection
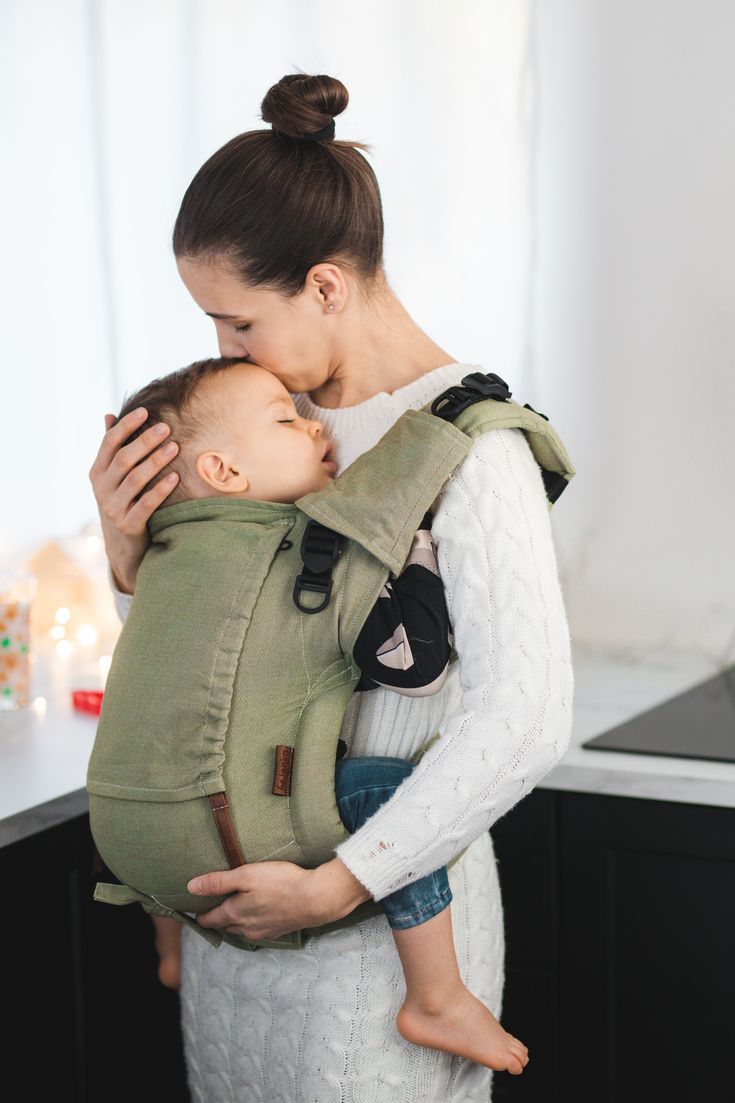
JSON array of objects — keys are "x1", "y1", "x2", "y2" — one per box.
[{"x1": 72, "y1": 690, "x2": 104, "y2": 716}]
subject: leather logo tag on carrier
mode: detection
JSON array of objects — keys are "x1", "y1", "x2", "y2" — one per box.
[{"x1": 272, "y1": 745, "x2": 295, "y2": 796}]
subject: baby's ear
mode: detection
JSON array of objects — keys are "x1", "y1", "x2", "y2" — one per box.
[{"x1": 196, "y1": 450, "x2": 249, "y2": 494}]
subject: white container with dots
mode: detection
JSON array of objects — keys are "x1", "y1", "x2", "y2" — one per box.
[{"x1": 0, "y1": 570, "x2": 36, "y2": 710}]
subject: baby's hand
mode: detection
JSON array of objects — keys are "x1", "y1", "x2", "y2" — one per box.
[{"x1": 151, "y1": 914, "x2": 182, "y2": 990}]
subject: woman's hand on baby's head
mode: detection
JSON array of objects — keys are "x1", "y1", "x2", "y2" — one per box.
[{"x1": 89, "y1": 408, "x2": 181, "y2": 593}]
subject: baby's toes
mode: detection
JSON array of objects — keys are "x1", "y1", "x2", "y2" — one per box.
[
  {"x1": 505, "y1": 1051, "x2": 525, "y2": 1076},
  {"x1": 509, "y1": 1037, "x2": 529, "y2": 1061}
]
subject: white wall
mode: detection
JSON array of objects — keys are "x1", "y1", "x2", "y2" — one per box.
[
  {"x1": 534, "y1": 0, "x2": 735, "y2": 664},
  {"x1": 2, "y1": 0, "x2": 532, "y2": 568}
]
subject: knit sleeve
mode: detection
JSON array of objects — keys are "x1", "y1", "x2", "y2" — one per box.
[
  {"x1": 107, "y1": 561, "x2": 134, "y2": 624},
  {"x1": 334, "y1": 427, "x2": 574, "y2": 902}
]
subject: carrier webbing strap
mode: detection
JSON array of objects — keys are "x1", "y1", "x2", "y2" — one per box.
[
  {"x1": 539, "y1": 468, "x2": 569, "y2": 504},
  {"x1": 209, "y1": 792, "x2": 247, "y2": 868},
  {"x1": 293, "y1": 520, "x2": 342, "y2": 613}
]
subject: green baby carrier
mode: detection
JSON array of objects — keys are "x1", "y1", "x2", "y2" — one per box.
[{"x1": 88, "y1": 372, "x2": 575, "y2": 951}]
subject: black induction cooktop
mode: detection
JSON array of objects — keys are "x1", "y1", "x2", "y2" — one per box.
[{"x1": 582, "y1": 665, "x2": 735, "y2": 764}]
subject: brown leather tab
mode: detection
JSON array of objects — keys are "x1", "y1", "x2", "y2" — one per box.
[
  {"x1": 209, "y1": 792, "x2": 247, "y2": 868},
  {"x1": 272, "y1": 745, "x2": 294, "y2": 796}
]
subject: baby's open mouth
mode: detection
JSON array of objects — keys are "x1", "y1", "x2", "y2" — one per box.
[{"x1": 321, "y1": 441, "x2": 337, "y2": 472}]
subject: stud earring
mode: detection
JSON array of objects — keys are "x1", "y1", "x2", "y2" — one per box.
[{"x1": 327, "y1": 303, "x2": 335, "y2": 311}]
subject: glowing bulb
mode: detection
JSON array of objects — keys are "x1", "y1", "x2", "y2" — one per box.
[
  {"x1": 56, "y1": 639, "x2": 73, "y2": 658},
  {"x1": 49, "y1": 625, "x2": 66, "y2": 640},
  {"x1": 32, "y1": 696, "x2": 47, "y2": 716},
  {"x1": 54, "y1": 607, "x2": 71, "y2": 625},
  {"x1": 77, "y1": 623, "x2": 98, "y2": 647}
]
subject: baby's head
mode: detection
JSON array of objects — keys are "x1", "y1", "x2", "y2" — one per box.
[{"x1": 114, "y1": 358, "x2": 336, "y2": 509}]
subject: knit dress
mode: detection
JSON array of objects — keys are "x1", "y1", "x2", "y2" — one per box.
[{"x1": 109, "y1": 361, "x2": 574, "y2": 1102}]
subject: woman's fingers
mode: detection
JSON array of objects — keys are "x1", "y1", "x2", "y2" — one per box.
[
  {"x1": 188, "y1": 869, "x2": 248, "y2": 897},
  {"x1": 188, "y1": 868, "x2": 253, "y2": 931},
  {"x1": 122, "y1": 470, "x2": 180, "y2": 528},
  {"x1": 90, "y1": 406, "x2": 149, "y2": 481},
  {"x1": 107, "y1": 421, "x2": 176, "y2": 491},
  {"x1": 91, "y1": 408, "x2": 176, "y2": 494},
  {"x1": 90, "y1": 409, "x2": 180, "y2": 534}
]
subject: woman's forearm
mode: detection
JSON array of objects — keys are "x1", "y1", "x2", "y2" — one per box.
[{"x1": 334, "y1": 429, "x2": 574, "y2": 902}]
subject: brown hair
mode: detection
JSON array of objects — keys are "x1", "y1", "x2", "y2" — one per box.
[
  {"x1": 172, "y1": 73, "x2": 385, "y2": 296},
  {"x1": 114, "y1": 357, "x2": 248, "y2": 508}
]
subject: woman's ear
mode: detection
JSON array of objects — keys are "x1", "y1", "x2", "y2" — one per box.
[
  {"x1": 196, "y1": 451, "x2": 250, "y2": 495},
  {"x1": 306, "y1": 263, "x2": 348, "y2": 313}
]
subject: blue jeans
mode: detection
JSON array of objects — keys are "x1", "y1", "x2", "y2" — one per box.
[{"x1": 334, "y1": 756, "x2": 452, "y2": 930}]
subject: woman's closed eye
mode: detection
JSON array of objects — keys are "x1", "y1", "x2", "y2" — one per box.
[{"x1": 234, "y1": 323, "x2": 251, "y2": 333}]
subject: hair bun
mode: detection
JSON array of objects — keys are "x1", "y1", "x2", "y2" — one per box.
[{"x1": 261, "y1": 73, "x2": 348, "y2": 141}]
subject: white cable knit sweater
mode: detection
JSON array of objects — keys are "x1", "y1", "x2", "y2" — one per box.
[{"x1": 107, "y1": 361, "x2": 574, "y2": 1102}]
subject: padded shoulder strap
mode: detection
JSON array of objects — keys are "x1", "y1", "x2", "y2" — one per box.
[
  {"x1": 426, "y1": 371, "x2": 576, "y2": 506},
  {"x1": 296, "y1": 371, "x2": 576, "y2": 571},
  {"x1": 296, "y1": 409, "x2": 471, "y2": 576}
]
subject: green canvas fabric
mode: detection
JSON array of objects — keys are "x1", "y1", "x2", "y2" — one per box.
[{"x1": 88, "y1": 386, "x2": 575, "y2": 951}]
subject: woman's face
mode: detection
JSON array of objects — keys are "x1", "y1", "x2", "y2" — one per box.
[{"x1": 177, "y1": 256, "x2": 337, "y2": 396}]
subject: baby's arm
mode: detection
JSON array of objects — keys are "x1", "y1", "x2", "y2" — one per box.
[{"x1": 352, "y1": 512, "x2": 453, "y2": 696}]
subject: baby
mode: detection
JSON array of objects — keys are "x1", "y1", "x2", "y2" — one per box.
[{"x1": 109, "y1": 355, "x2": 528, "y2": 1077}]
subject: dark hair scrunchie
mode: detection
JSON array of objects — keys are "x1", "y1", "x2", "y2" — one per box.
[{"x1": 299, "y1": 119, "x2": 336, "y2": 142}]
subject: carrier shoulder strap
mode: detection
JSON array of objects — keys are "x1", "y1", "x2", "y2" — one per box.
[
  {"x1": 295, "y1": 372, "x2": 576, "y2": 586},
  {"x1": 428, "y1": 371, "x2": 576, "y2": 506}
]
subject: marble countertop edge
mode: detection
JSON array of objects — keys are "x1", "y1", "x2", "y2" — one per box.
[{"x1": 1, "y1": 646, "x2": 733, "y2": 848}]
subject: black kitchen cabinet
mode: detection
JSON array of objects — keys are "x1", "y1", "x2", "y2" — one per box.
[
  {"x1": 3, "y1": 789, "x2": 734, "y2": 1102},
  {"x1": 492, "y1": 790, "x2": 735, "y2": 1103},
  {"x1": 1, "y1": 814, "x2": 189, "y2": 1102}
]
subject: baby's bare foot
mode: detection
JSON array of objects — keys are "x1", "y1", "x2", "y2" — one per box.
[
  {"x1": 152, "y1": 914, "x2": 182, "y2": 990},
  {"x1": 157, "y1": 952, "x2": 182, "y2": 990},
  {"x1": 396, "y1": 988, "x2": 529, "y2": 1074}
]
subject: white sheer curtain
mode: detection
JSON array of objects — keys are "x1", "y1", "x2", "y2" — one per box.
[{"x1": 1, "y1": 0, "x2": 533, "y2": 567}]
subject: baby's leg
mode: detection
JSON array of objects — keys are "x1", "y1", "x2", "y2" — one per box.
[
  {"x1": 151, "y1": 913, "x2": 182, "y2": 990},
  {"x1": 392, "y1": 906, "x2": 528, "y2": 1074},
  {"x1": 334, "y1": 757, "x2": 529, "y2": 1074}
]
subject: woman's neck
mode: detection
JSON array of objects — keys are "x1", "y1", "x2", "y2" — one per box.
[{"x1": 308, "y1": 277, "x2": 457, "y2": 409}]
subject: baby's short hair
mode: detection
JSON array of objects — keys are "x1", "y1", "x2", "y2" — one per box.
[{"x1": 113, "y1": 356, "x2": 249, "y2": 507}]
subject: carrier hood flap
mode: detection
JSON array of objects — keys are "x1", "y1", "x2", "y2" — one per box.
[{"x1": 295, "y1": 409, "x2": 472, "y2": 576}]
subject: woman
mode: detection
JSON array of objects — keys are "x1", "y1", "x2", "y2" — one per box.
[{"x1": 90, "y1": 73, "x2": 573, "y2": 1102}]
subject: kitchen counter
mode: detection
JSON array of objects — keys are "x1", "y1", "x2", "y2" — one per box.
[
  {"x1": 543, "y1": 647, "x2": 735, "y2": 808},
  {"x1": 1, "y1": 644, "x2": 733, "y2": 849}
]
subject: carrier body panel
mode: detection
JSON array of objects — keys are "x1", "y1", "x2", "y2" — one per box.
[{"x1": 87, "y1": 376, "x2": 575, "y2": 950}]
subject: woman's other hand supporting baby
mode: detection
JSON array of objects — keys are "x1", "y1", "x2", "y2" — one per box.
[{"x1": 187, "y1": 856, "x2": 371, "y2": 940}]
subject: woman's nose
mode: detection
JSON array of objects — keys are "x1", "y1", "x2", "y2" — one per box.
[
  {"x1": 218, "y1": 332, "x2": 244, "y2": 358},
  {"x1": 214, "y1": 321, "x2": 246, "y2": 359}
]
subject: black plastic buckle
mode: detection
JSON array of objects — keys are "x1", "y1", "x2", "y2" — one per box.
[
  {"x1": 430, "y1": 372, "x2": 512, "y2": 421},
  {"x1": 292, "y1": 520, "x2": 342, "y2": 614}
]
